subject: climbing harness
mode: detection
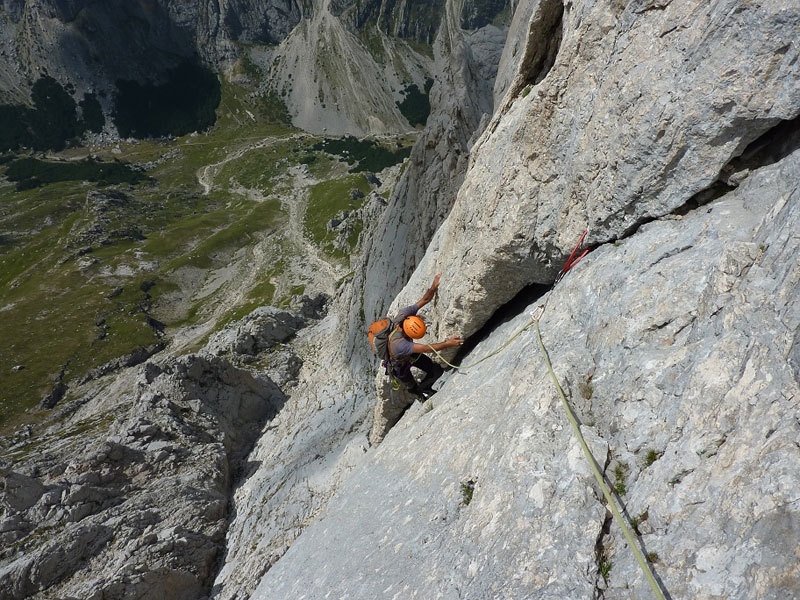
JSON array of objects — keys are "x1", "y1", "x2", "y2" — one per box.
[
  {"x1": 384, "y1": 328, "x2": 432, "y2": 394},
  {"x1": 385, "y1": 329, "x2": 407, "y2": 390}
]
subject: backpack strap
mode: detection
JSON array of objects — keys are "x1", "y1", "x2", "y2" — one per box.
[{"x1": 387, "y1": 327, "x2": 410, "y2": 363}]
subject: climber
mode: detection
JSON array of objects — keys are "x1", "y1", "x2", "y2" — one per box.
[{"x1": 386, "y1": 273, "x2": 465, "y2": 399}]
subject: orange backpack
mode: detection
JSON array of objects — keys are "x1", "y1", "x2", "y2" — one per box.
[{"x1": 368, "y1": 318, "x2": 394, "y2": 361}]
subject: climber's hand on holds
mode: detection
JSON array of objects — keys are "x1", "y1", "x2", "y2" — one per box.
[{"x1": 447, "y1": 336, "x2": 465, "y2": 348}]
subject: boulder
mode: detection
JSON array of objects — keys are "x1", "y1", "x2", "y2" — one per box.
[{"x1": 204, "y1": 307, "x2": 305, "y2": 358}]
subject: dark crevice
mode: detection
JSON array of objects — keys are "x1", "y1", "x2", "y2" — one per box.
[
  {"x1": 607, "y1": 176, "x2": 729, "y2": 244},
  {"x1": 673, "y1": 180, "x2": 735, "y2": 216},
  {"x1": 452, "y1": 282, "x2": 550, "y2": 364},
  {"x1": 515, "y1": 0, "x2": 564, "y2": 93},
  {"x1": 688, "y1": 115, "x2": 800, "y2": 209},
  {"x1": 726, "y1": 113, "x2": 800, "y2": 175},
  {"x1": 593, "y1": 510, "x2": 613, "y2": 598}
]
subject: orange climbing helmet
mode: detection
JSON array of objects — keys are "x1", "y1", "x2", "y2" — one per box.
[{"x1": 402, "y1": 315, "x2": 426, "y2": 339}]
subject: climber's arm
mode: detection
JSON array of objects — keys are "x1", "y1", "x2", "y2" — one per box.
[
  {"x1": 412, "y1": 336, "x2": 464, "y2": 354},
  {"x1": 415, "y1": 274, "x2": 441, "y2": 309}
]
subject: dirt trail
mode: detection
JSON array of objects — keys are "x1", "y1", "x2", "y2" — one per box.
[
  {"x1": 196, "y1": 138, "x2": 277, "y2": 196},
  {"x1": 170, "y1": 137, "x2": 348, "y2": 353},
  {"x1": 280, "y1": 163, "x2": 350, "y2": 292}
]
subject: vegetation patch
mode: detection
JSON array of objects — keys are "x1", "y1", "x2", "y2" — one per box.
[
  {"x1": 0, "y1": 163, "x2": 279, "y2": 431},
  {"x1": 114, "y1": 61, "x2": 221, "y2": 138},
  {"x1": 613, "y1": 462, "x2": 629, "y2": 496},
  {"x1": 460, "y1": 479, "x2": 476, "y2": 506},
  {"x1": 396, "y1": 79, "x2": 433, "y2": 127},
  {"x1": 214, "y1": 138, "x2": 307, "y2": 191},
  {"x1": 5, "y1": 157, "x2": 147, "y2": 191},
  {"x1": 644, "y1": 448, "x2": 661, "y2": 467},
  {"x1": 312, "y1": 136, "x2": 411, "y2": 173},
  {"x1": 158, "y1": 199, "x2": 283, "y2": 274},
  {"x1": 257, "y1": 91, "x2": 293, "y2": 126},
  {"x1": 79, "y1": 94, "x2": 105, "y2": 134},
  {"x1": 0, "y1": 74, "x2": 409, "y2": 435},
  {"x1": 355, "y1": 21, "x2": 388, "y2": 61},
  {"x1": 599, "y1": 558, "x2": 612, "y2": 581},
  {"x1": 0, "y1": 265, "x2": 161, "y2": 431},
  {"x1": 305, "y1": 174, "x2": 370, "y2": 252},
  {"x1": 0, "y1": 76, "x2": 106, "y2": 152}
]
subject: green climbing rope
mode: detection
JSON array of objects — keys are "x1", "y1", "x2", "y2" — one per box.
[
  {"x1": 420, "y1": 225, "x2": 663, "y2": 596},
  {"x1": 425, "y1": 315, "x2": 538, "y2": 371},
  {"x1": 533, "y1": 317, "x2": 667, "y2": 600}
]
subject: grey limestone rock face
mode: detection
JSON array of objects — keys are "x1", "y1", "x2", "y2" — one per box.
[
  {"x1": 248, "y1": 145, "x2": 800, "y2": 600},
  {"x1": 402, "y1": 0, "x2": 800, "y2": 341},
  {"x1": 227, "y1": 1, "x2": 800, "y2": 596}
]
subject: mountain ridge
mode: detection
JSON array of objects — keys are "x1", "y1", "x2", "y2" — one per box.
[{"x1": 0, "y1": 0, "x2": 460, "y2": 136}]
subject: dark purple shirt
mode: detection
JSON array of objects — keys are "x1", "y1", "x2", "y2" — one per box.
[{"x1": 387, "y1": 304, "x2": 418, "y2": 360}]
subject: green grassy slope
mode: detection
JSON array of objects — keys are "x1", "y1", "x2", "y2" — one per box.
[{"x1": 0, "y1": 80, "x2": 414, "y2": 433}]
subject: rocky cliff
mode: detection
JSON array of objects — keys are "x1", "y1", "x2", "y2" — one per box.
[
  {"x1": 2, "y1": 0, "x2": 799, "y2": 599},
  {"x1": 217, "y1": 0, "x2": 800, "y2": 598},
  {"x1": 252, "y1": 147, "x2": 800, "y2": 599},
  {"x1": 0, "y1": 0, "x2": 445, "y2": 135}
]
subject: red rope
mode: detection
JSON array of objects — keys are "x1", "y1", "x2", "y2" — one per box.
[{"x1": 559, "y1": 230, "x2": 589, "y2": 276}]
